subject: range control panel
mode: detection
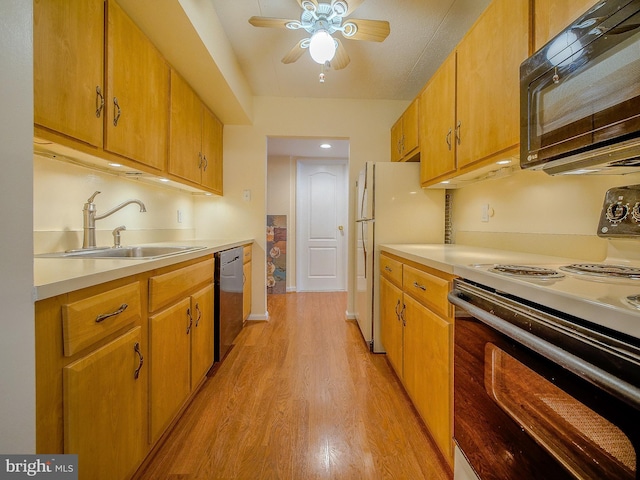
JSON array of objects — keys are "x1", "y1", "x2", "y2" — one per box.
[{"x1": 598, "y1": 184, "x2": 640, "y2": 237}]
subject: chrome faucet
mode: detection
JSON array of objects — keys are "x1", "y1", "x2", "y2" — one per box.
[{"x1": 82, "y1": 191, "x2": 146, "y2": 249}]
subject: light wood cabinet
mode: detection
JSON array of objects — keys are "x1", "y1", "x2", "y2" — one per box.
[
  {"x1": 534, "y1": 0, "x2": 596, "y2": 50},
  {"x1": 34, "y1": 0, "x2": 105, "y2": 148},
  {"x1": 169, "y1": 70, "x2": 224, "y2": 194},
  {"x1": 148, "y1": 258, "x2": 214, "y2": 442},
  {"x1": 36, "y1": 255, "x2": 216, "y2": 479},
  {"x1": 64, "y1": 327, "x2": 145, "y2": 480},
  {"x1": 105, "y1": 0, "x2": 169, "y2": 171},
  {"x1": 242, "y1": 245, "x2": 252, "y2": 321},
  {"x1": 420, "y1": 0, "x2": 530, "y2": 187},
  {"x1": 391, "y1": 98, "x2": 420, "y2": 162},
  {"x1": 379, "y1": 252, "x2": 455, "y2": 466},
  {"x1": 36, "y1": 277, "x2": 147, "y2": 480}
]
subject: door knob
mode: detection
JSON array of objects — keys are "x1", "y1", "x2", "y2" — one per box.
[{"x1": 338, "y1": 225, "x2": 344, "y2": 231}]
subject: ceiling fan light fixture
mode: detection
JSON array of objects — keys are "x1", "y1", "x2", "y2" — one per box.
[{"x1": 309, "y1": 29, "x2": 337, "y2": 64}]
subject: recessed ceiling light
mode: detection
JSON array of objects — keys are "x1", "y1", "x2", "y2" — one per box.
[
  {"x1": 440, "y1": 180, "x2": 450, "y2": 184},
  {"x1": 320, "y1": 143, "x2": 332, "y2": 149},
  {"x1": 109, "y1": 163, "x2": 122, "y2": 167},
  {"x1": 159, "y1": 178, "x2": 170, "y2": 182},
  {"x1": 496, "y1": 160, "x2": 511, "y2": 165}
]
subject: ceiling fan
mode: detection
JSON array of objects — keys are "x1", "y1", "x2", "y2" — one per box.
[{"x1": 249, "y1": 0, "x2": 390, "y2": 72}]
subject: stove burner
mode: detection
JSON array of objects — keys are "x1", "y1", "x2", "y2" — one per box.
[
  {"x1": 560, "y1": 263, "x2": 640, "y2": 279},
  {"x1": 489, "y1": 264, "x2": 565, "y2": 279}
]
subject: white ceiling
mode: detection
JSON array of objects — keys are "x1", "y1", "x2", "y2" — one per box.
[{"x1": 210, "y1": 0, "x2": 491, "y2": 101}]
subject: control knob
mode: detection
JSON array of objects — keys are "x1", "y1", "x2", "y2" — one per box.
[
  {"x1": 606, "y1": 202, "x2": 629, "y2": 224},
  {"x1": 632, "y1": 202, "x2": 640, "y2": 223}
]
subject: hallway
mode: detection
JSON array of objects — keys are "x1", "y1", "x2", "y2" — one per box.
[{"x1": 135, "y1": 292, "x2": 452, "y2": 480}]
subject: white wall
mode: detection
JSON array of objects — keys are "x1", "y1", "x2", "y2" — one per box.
[
  {"x1": 196, "y1": 96, "x2": 408, "y2": 318},
  {"x1": 452, "y1": 168, "x2": 640, "y2": 259},
  {"x1": 0, "y1": 0, "x2": 35, "y2": 452},
  {"x1": 33, "y1": 156, "x2": 197, "y2": 254}
]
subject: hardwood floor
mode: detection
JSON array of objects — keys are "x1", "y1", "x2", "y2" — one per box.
[{"x1": 135, "y1": 292, "x2": 452, "y2": 480}]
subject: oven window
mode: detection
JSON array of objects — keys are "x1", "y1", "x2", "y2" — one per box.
[
  {"x1": 484, "y1": 343, "x2": 636, "y2": 480},
  {"x1": 528, "y1": 10, "x2": 640, "y2": 157}
]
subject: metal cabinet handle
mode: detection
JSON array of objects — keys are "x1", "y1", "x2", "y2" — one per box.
[
  {"x1": 401, "y1": 304, "x2": 406, "y2": 326},
  {"x1": 385, "y1": 265, "x2": 393, "y2": 273},
  {"x1": 95, "y1": 303, "x2": 128, "y2": 323},
  {"x1": 113, "y1": 97, "x2": 121, "y2": 126},
  {"x1": 198, "y1": 152, "x2": 203, "y2": 169},
  {"x1": 134, "y1": 342, "x2": 144, "y2": 379},
  {"x1": 202, "y1": 155, "x2": 208, "y2": 171},
  {"x1": 95, "y1": 86, "x2": 104, "y2": 118},
  {"x1": 455, "y1": 121, "x2": 461, "y2": 145},
  {"x1": 186, "y1": 308, "x2": 193, "y2": 334},
  {"x1": 194, "y1": 303, "x2": 202, "y2": 328},
  {"x1": 413, "y1": 281, "x2": 427, "y2": 291},
  {"x1": 394, "y1": 299, "x2": 402, "y2": 321},
  {"x1": 446, "y1": 128, "x2": 452, "y2": 151}
]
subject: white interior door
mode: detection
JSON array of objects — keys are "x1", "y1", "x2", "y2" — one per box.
[{"x1": 297, "y1": 160, "x2": 348, "y2": 291}]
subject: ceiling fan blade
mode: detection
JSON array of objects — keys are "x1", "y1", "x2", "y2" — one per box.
[
  {"x1": 340, "y1": 0, "x2": 364, "y2": 16},
  {"x1": 249, "y1": 16, "x2": 298, "y2": 29},
  {"x1": 282, "y1": 39, "x2": 308, "y2": 64},
  {"x1": 342, "y1": 18, "x2": 390, "y2": 42},
  {"x1": 331, "y1": 39, "x2": 350, "y2": 70}
]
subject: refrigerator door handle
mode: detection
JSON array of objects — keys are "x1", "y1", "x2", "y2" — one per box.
[
  {"x1": 355, "y1": 218, "x2": 374, "y2": 223},
  {"x1": 361, "y1": 222, "x2": 368, "y2": 279}
]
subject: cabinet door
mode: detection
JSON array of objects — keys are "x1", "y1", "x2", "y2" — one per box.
[
  {"x1": 105, "y1": 0, "x2": 169, "y2": 170},
  {"x1": 380, "y1": 276, "x2": 403, "y2": 377},
  {"x1": 64, "y1": 327, "x2": 145, "y2": 480},
  {"x1": 34, "y1": 0, "x2": 104, "y2": 147},
  {"x1": 402, "y1": 98, "x2": 420, "y2": 159},
  {"x1": 456, "y1": 0, "x2": 529, "y2": 168},
  {"x1": 169, "y1": 70, "x2": 203, "y2": 184},
  {"x1": 390, "y1": 117, "x2": 403, "y2": 162},
  {"x1": 243, "y1": 260, "x2": 252, "y2": 322},
  {"x1": 420, "y1": 52, "x2": 457, "y2": 185},
  {"x1": 534, "y1": 0, "x2": 597, "y2": 50},
  {"x1": 201, "y1": 107, "x2": 224, "y2": 194},
  {"x1": 149, "y1": 298, "x2": 191, "y2": 443},
  {"x1": 190, "y1": 284, "x2": 215, "y2": 388}
]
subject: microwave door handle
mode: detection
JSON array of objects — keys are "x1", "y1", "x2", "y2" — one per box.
[{"x1": 448, "y1": 290, "x2": 640, "y2": 409}]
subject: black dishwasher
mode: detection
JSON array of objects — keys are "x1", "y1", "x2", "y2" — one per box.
[{"x1": 214, "y1": 247, "x2": 244, "y2": 362}]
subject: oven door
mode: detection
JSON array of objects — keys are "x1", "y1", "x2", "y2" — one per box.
[
  {"x1": 521, "y1": 0, "x2": 640, "y2": 171},
  {"x1": 449, "y1": 280, "x2": 640, "y2": 480}
]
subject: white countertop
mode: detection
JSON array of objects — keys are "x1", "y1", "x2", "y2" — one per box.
[
  {"x1": 379, "y1": 243, "x2": 576, "y2": 275},
  {"x1": 34, "y1": 239, "x2": 253, "y2": 301}
]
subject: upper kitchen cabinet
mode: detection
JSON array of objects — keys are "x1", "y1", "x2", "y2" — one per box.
[
  {"x1": 420, "y1": 0, "x2": 531, "y2": 187},
  {"x1": 34, "y1": 0, "x2": 105, "y2": 148},
  {"x1": 169, "y1": 70, "x2": 223, "y2": 195},
  {"x1": 391, "y1": 98, "x2": 420, "y2": 162},
  {"x1": 105, "y1": 0, "x2": 169, "y2": 171},
  {"x1": 419, "y1": 52, "x2": 456, "y2": 183},
  {"x1": 534, "y1": 0, "x2": 597, "y2": 50},
  {"x1": 455, "y1": 0, "x2": 529, "y2": 170}
]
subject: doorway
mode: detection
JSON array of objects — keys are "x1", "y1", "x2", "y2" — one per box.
[
  {"x1": 266, "y1": 137, "x2": 349, "y2": 293},
  {"x1": 296, "y1": 159, "x2": 348, "y2": 291}
]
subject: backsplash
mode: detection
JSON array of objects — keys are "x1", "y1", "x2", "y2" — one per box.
[
  {"x1": 33, "y1": 156, "x2": 196, "y2": 254},
  {"x1": 451, "y1": 168, "x2": 640, "y2": 260}
]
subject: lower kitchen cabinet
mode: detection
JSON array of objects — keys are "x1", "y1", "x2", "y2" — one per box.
[
  {"x1": 35, "y1": 255, "x2": 215, "y2": 480},
  {"x1": 379, "y1": 252, "x2": 455, "y2": 466},
  {"x1": 64, "y1": 327, "x2": 145, "y2": 480},
  {"x1": 148, "y1": 258, "x2": 215, "y2": 443},
  {"x1": 243, "y1": 244, "x2": 252, "y2": 321}
]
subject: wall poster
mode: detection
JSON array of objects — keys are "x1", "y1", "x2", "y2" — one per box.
[{"x1": 266, "y1": 215, "x2": 286, "y2": 294}]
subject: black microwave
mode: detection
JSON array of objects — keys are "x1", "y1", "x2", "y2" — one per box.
[{"x1": 520, "y1": 0, "x2": 640, "y2": 175}]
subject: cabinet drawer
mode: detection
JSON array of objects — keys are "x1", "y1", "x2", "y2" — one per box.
[
  {"x1": 380, "y1": 254, "x2": 403, "y2": 287},
  {"x1": 149, "y1": 258, "x2": 214, "y2": 312},
  {"x1": 62, "y1": 282, "x2": 141, "y2": 357},
  {"x1": 243, "y1": 245, "x2": 252, "y2": 264},
  {"x1": 403, "y1": 265, "x2": 451, "y2": 318}
]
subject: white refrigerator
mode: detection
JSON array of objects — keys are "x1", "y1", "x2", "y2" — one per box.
[{"x1": 354, "y1": 162, "x2": 445, "y2": 352}]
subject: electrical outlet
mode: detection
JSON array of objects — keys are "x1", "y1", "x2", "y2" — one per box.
[
  {"x1": 481, "y1": 204, "x2": 490, "y2": 222},
  {"x1": 243, "y1": 189, "x2": 251, "y2": 202},
  {"x1": 177, "y1": 209, "x2": 183, "y2": 223}
]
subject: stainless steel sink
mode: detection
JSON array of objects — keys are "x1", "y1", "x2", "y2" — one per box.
[{"x1": 38, "y1": 245, "x2": 207, "y2": 259}]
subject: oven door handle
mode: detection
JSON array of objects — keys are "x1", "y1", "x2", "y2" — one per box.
[{"x1": 448, "y1": 289, "x2": 640, "y2": 409}]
